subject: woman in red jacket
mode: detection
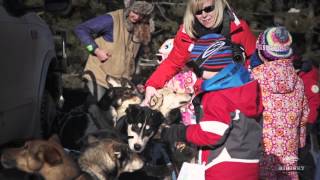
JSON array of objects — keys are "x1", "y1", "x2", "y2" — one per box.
[
  {"x1": 142, "y1": 0, "x2": 263, "y2": 179},
  {"x1": 141, "y1": 0, "x2": 257, "y2": 105}
]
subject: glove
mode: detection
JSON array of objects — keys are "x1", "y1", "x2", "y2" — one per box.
[
  {"x1": 250, "y1": 51, "x2": 263, "y2": 69},
  {"x1": 161, "y1": 124, "x2": 187, "y2": 144}
]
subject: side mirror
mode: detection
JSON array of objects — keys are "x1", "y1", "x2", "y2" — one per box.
[{"x1": 44, "y1": 0, "x2": 71, "y2": 15}]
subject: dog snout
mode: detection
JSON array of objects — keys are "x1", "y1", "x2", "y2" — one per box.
[
  {"x1": 133, "y1": 144, "x2": 142, "y2": 151},
  {"x1": 1, "y1": 153, "x2": 16, "y2": 169}
]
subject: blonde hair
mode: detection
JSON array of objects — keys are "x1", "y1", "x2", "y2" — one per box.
[{"x1": 183, "y1": 0, "x2": 228, "y2": 38}]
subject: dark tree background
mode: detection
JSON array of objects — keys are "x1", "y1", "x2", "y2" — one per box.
[{"x1": 25, "y1": 0, "x2": 320, "y2": 88}]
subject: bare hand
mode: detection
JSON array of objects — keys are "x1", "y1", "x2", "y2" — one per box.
[{"x1": 94, "y1": 48, "x2": 111, "y2": 62}]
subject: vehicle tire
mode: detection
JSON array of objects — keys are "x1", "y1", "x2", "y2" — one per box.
[{"x1": 40, "y1": 90, "x2": 57, "y2": 138}]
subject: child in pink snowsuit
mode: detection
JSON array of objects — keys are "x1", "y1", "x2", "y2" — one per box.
[{"x1": 251, "y1": 27, "x2": 309, "y2": 180}]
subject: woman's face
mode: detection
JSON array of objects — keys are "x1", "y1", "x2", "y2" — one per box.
[
  {"x1": 128, "y1": 11, "x2": 142, "y2": 23},
  {"x1": 194, "y1": 0, "x2": 216, "y2": 28}
]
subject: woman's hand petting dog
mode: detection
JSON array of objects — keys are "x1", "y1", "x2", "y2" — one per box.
[{"x1": 161, "y1": 124, "x2": 187, "y2": 145}]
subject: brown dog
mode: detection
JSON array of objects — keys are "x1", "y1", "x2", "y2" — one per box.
[{"x1": 1, "y1": 135, "x2": 87, "y2": 180}]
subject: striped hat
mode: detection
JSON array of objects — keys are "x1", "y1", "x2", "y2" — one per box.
[
  {"x1": 189, "y1": 33, "x2": 234, "y2": 72},
  {"x1": 257, "y1": 26, "x2": 293, "y2": 61}
]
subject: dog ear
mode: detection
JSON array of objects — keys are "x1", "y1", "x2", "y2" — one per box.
[
  {"x1": 125, "y1": 104, "x2": 141, "y2": 123},
  {"x1": 38, "y1": 145, "x2": 63, "y2": 166},
  {"x1": 48, "y1": 134, "x2": 61, "y2": 144},
  {"x1": 106, "y1": 88, "x2": 115, "y2": 98},
  {"x1": 153, "y1": 110, "x2": 166, "y2": 127},
  {"x1": 27, "y1": 150, "x2": 44, "y2": 172},
  {"x1": 114, "y1": 151, "x2": 122, "y2": 159},
  {"x1": 87, "y1": 135, "x2": 99, "y2": 145},
  {"x1": 126, "y1": 104, "x2": 139, "y2": 114},
  {"x1": 113, "y1": 143, "x2": 129, "y2": 160}
]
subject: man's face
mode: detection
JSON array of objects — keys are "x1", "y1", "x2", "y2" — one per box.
[{"x1": 128, "y1": 11, "x2": 142, "y2": 23}]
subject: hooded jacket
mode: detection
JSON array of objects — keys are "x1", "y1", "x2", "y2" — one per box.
[
  {"x1": 252, "y1": 59, "x2": 309, "y2": 179},
  {"x1": 185, "y1": 67, "x2": 263, "y2": 180}
]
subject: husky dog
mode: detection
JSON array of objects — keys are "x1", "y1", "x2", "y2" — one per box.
[
  {"x1": 114, "y1": 87, "x2": 192, "y2": 153},
  {"x1": 115, "y1": 104, "x2": 165, "y2": 153},
  {"x1": 78, "y1": 135, "x2": 144, "y2": 180},
  {"x1": 96, "y1": 86, "x2": 142, "y2": 125},
  {"x1": 149, "y1": 87, "x2": 192, "y2": 119},
  {"x1": 57, "y1": 86, "x2": 142, "y2": 149},
  {"x1": 0, "y1": 135, "x2": 88, "y2": 180}
]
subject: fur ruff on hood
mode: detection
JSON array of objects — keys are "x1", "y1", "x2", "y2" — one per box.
[{"x1": 124, "y1": 1, "x2": 154, "y2": 45}]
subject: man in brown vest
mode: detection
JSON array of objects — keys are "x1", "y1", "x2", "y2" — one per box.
[{"x1": 74, "y1": 1, "x2": 154, "y2": 101}]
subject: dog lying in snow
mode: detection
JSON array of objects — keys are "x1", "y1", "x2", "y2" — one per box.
[
  {"x1": 78, "y1": 135, "x2": 144, "y2": 180},
  {"x1": 0, "y1": 135, "x2": 89, "y2": 180}
]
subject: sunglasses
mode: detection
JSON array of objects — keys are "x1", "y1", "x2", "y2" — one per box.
[{"x1": 195, "y1": 5, "x2": 215, "y2": 15}]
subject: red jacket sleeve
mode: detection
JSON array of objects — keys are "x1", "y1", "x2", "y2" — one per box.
[
  {"x1": 145, "y1": 26, "x2": 194, "y2": 89},
  {"x1": 300, "y1": 67, "x2": 320, "y2": 124},
  {"x1": 186, "y1": 122, "x2": 223, "y2": 146},
  {"x1": 185, "y1": 94, "x2": 231, "y2": 146}
]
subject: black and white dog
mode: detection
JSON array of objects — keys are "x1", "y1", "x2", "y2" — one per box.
[
  {"x1": 116, "y1": 104, "x2": 165, "y2": 153},
  {"x1": 114, "y1": 87, "x2": 193, "y2": 155}
]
